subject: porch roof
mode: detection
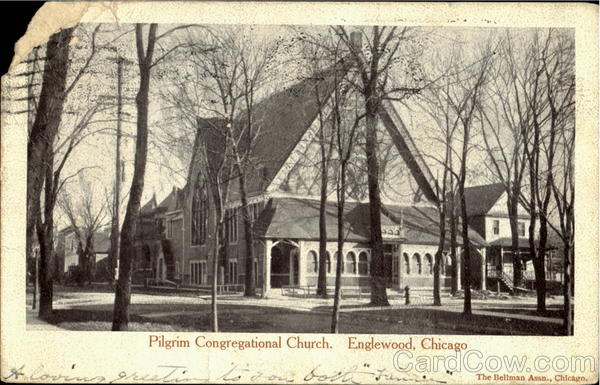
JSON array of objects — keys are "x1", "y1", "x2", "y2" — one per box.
[
  {"x1": 253, "y1": 197, "x2": 487, "y2": 247},
  {"x1": 489, "y1": 237, "x2": 530, "y2": 248},
  {"x1": 489, "y1": 237, "x2": 558, "y2": 250}
]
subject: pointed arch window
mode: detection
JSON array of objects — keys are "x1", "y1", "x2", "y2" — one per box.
[{"x1": 192, "y1": 174, "x2": 208, "y2": 245}]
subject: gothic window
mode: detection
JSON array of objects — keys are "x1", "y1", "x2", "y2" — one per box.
[
  {"x1": 191, "y1": 174, "x2": 208, "y2": 245},
  {"x1": 228, "y1": 208, "x2": 238, "y2": 244}
]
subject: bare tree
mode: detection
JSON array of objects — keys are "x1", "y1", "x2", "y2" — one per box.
[
  {"x1": 486, "y1": 30, "x2": 574, "y2": 314},
  {"x1": 333, "y1": 26, "x2": 424, "y2": 306},
  {"x1": 426, "y1": 42, "x2": 494, "y2": 315},
  {"x1": 59, "y1": 175, "x2": 108, "y2": 285},
  {"x1": 293, "y1": 29, "x2": 340, "y2": 298},
  {"x1": 175, "y1": 26, "x2": 281, "y2": 297},
  {"x1": 479, "y1": 32, "x2": 530, "y2": 292},
  {"x1": 193, "y1": 118, "x2": 231, "y2": 332},
  {"x1": 330, "y1": 65, "x2": 364, "y2": 333},
  {"x1": 550, "y1": 116, "x2": 574, "y2": 335},
  {"x1": 26, "y1": 24, "x2": 103, "y2": 319},
  {"x1": 546, "y1": 34, "x2": 574, "y2": 333},
  {"x1": 27, "y1": 28, "x2": 73, "y2": 320},
  {"x1": 416, "y1": 39, "x2": 493, "y2": 307},
  {"x1": 112, "y1": 23, "x2": 193, "y2": 330},
  {"x1": 416, "y1": 50, "x2": 463, "y2": 305}
]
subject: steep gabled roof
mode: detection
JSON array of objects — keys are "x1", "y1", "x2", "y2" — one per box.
[
  {"x1": 242, "y1": 59, "x2": 353, "y2": 194},
  {"x1": 462, "y1": 183, "x2": 506, "y2": 217},
  {"x1": 195, "y1": 117, "x2": 228, "y2": 180},
  {"x1": 140, "y1": 195, "x2": 157, "y2": 215},
  {"x1": 380, "y1": 100, "x2": 438, "y2": 204},
  {"x1": 157, "y1": 186, "x2": 185, "y2": 213}
]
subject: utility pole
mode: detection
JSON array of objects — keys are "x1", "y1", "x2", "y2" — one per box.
[
  {"x1": 27, "y1": 47, "x2": 40, "y2": 310},
  {"x1": 110, "y1": 56, "x2": 123, "y2": 283}
]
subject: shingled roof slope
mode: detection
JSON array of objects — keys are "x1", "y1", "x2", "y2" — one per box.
[
  {"x1": 196, "y1": 117, "x2": 228, "y2": 180},
  {"x1": 140, "y1": 195, "x2": 157, "y2": 215},
  {"x1": 156, "y1": 187, "x2": 185, "y2": 213},
  {"x1": 241, "y1": 59, "x2": 353, "y2": 194},
  {"x1": 254, "y1": 197, "x2": 487, "y2": 247},
  {"x1": 462, "y1": 183, "x2": 506, "y2": 217}
]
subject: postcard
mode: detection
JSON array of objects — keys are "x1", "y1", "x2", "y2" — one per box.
[{"x1": 1, "y1": 1, "x2": 598, "y2": 384}]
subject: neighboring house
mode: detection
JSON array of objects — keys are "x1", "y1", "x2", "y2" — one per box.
[
  {"x1": 91, "y1": 231, "x2": 112, "y2": 280},
  {"x1": 59, "y1": 227, "x2": 79, "y2": 274},
  {"x1": 142, "y1": 60, "x2": 488, "y2": 294},
  {"x1": 463, "y1": 183, "x2": 558, "y2": 289},
  {"x1": 56, "y1": 226, "x2": 111, "y2": 280},
  {"x1": 133, "y1": 187, "x2": 185, "y2": 284}
]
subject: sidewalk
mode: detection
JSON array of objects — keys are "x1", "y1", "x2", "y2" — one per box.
[{"x1": 26, "y1": 308, "x2": 64, "y2": 331}]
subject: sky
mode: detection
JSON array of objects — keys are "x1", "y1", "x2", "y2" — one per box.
[{"x1": 21, "y1": 23, "x2": 572, "y2": 230}]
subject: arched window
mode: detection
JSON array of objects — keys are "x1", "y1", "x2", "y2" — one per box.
[
  {"x1": 333, "y1": 251, "x2": 344, "y2": 273},
  {"x1": 191, "y1": 174, "x2": 208, "y2": 245},
  {"x1": 425, "y1": 253, "x2": 433, "y2": 275},
  {"x1": 345, "y1": 252, "x2": 357, "y2": 274},
  {"x1": 326, "y1": 252, "x2": 331, "y2": 274},
  {"x1": 358, "y1": 251, "x2": 369, "y2": 276},
  {"x1": 412, "y1": 253, "x2": 422, "y2": 275},
  {"x1": 307, "y1": 251, "x2": 318, "y2": 273},
  {"x1": 403, "y1": 253, "x2": 410, "y2": 275}
]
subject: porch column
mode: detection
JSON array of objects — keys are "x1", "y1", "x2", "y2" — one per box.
[
  {"x1": 298, "y1": 241, "x2": 307, "y2": 286},
  {"x1": 499, "y1": 247, "x2": 503, "y2": 273},
  {"x1": 289, "y1": 251, "x2": 295, "y2": 286},
  {"x1": 262, "y1": 239, "x2": 272, "y2": 298},
  {"x1": 480, "y1": 247, "x2": 487, "y2": 290},
  {"x1": 398, "y1": 242, "x2": 403, "y2": 290}
]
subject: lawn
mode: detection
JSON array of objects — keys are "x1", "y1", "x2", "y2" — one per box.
[{"x1": 45, "y1": 302, "x2": 563, "y2": 335}]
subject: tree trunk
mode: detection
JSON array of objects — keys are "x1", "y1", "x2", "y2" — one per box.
[
  {"x1": 37, "y1": 222, "x2": 54, "y2": 320},
  {"x1": 563, "y1": 242, "x2": 573, "y2": 336},
  {"x1": 331, "y1": 165, "x2": 346, "y2": 333},
  {"x1": 112, "y1": 24, "x2": 157, "y2": 331},
  {"x1": 433, "y1": 209, "x2": 446, "y2": 306},
  {"x1": 459, "y1": 193, "x2": 472, "y2": 315},
  {"x1": 507, "y1": 195, "x2": 523, "y2": 288},
  {"x1": 238, "y1": 169, "x2": 256, "y2": 296},
  {"x1": 317, "y1": 166, "x2": 329, "y2": 298},
  {"x1": 37, "y1": 153, "x2": 57, "y2": 320},
  {"x1": 449, "y1": 197, "x2": 458, "y2": 295},
  {"x1": 212, "y1": 214, "x2": 222, "y2": 332},
  {"x1": 534, "y1": 215, "x2": 548, "y2": 313},
  {"x1": 365, "y1": 101, "x2": 389, "y2": 306},
  {"x1": 458, "y1": 127, "x2": 471, "y2": 314},
  {"x1": 27, "y1": 28, "x2": 73, "y2": 305}
]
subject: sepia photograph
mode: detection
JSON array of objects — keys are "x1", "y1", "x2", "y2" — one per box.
[
  {"x1": 1, "y1": 2, "x2": 597, "y2": 384},
  {"x1": 17, "y1": 22, "x2": 574, "y2": 336}
]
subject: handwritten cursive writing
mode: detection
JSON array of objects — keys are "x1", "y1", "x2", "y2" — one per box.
[{"x1": 3, "y1": 362, "x2": 447, "y2": 384}]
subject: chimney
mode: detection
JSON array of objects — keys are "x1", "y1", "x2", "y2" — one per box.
[{"x1": 350, "y1": 31, "x2": 362, "y2": 52}]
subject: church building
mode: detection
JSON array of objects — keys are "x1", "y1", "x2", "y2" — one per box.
[{"x1": 137, "y1": 60, "x2": 488, "y2": 295}]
